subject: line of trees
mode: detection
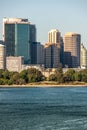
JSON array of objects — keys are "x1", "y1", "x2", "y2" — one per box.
[
  {"x1": 0, "y1": 67, "x2": 87, "y2": 85},
  {"x1": 49, "y1": 67, "x2": 87, "y2": 83},
  {"x1": 0, "y1": 68, "x2": 44, "y2": 85}
]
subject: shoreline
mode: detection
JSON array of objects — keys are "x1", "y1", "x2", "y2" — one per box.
[{"x1": 0, "y1": 82, "x2": 87, "y2": 88}]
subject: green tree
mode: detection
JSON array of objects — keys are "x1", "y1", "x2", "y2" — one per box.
[
  {"x1": 49, "y1": 74, "x2": 57, "y2": 81},
  {"x1": 79, "y1": 69, "x2": 87, "y2": 82},
  {"x1": 0, "y1": 69, "x2": 4, "y2": 78},
  {"x1": 74, "y1": 72, "x2": 82, "y2": 81},
  {"x1": 10, "y1": 72, "x2": 20, "y2": 84},
  {"x1": 20, "y1": 69, "x2": 28, "y2": 83},
  {"x1": 27, "y1": 68, "x2": 43, "y2": 82},
  {"x1": 0, "y1": 78, "x2": 4, "y2": 85},
  {"x1": 0, "y1": 78, "x2": 8, "y2": 85},
  {"x1": 55, "y1": 64, "x2": 63, "y2": 83},
  {"x1": 81, "y1": 73, "x2": 87, "y2": 82},
  {"x1": 8, "y1": 79, "x2": 13, "y2": 85},
  {"x1": 64, "y1": 69, "x2": 75, "y2": 82},
  {"x1": 2, "y1": 70, "x2": 10, "y2": 79}
]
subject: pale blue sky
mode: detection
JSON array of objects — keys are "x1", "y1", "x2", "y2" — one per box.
[{"x1": 0, "y1": 0, "x2": 87, "y2": 46}]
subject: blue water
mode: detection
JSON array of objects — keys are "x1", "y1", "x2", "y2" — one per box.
[{"x1": 0, "y1": 87, "x2": 87, "y2": 130}]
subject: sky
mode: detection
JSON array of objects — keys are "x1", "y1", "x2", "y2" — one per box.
[{"x1": 0, "y1": 0, "x2": 87, "y2": 46}]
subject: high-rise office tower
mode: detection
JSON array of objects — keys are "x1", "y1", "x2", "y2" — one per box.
[
  {"x1": 44, "y1": 43, "x2": 60, "y2": 68},
  {"x1": 64, "y1": 32, "x2": 81, "y2": 68},
  {"x1": 48, "y1": 29, "x2": 61, "y2": 43},
  {"x1": 31, "y1": 42, "x2": 44, "y2": 65},
  {"x1": 30, "y1": 24, "x2": 36, "y2": 43},
  {"x1": 29, "y1": 24, "x2": 36, "y2": 60},
  {"x1": 3, "y1": 18, "x2": 36, "y2": 64},
  {"x1": 80, "y1": 43, "x2": 87, "y2": 68},
  {"x1": 60, "y1": 37, "x2": 64, "y2": 67}
]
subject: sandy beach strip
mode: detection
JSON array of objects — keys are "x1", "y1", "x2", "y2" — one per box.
[{"x1": 0, "y1": 82, "x2": 87, "y2": 88}]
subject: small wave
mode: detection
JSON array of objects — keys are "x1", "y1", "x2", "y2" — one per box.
[
  {"x1": 70, "y1": 88, "x2": 87, "y2": 93},
  {"x1": 64, "y1": 118, "x2": 87, "y2": 125},
  {"x1": 59, "y1": 127, "x2": 69, "y2": 130}
]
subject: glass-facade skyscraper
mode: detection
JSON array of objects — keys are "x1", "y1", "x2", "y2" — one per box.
[
  {"x1": 15, "y1": 24, "x2": 30, "y2": 64},
  {"x1": 3, "y1": 18, "x2": 36, "y2": 64}
]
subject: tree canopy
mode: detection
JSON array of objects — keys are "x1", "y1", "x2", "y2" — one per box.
[{"x1": 0, "y1": 68, "x2": 87, "y2": 85}]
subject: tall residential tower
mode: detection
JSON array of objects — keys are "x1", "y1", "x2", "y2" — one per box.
[
  {"x1": 64, "y1": 32, "x2": 81, "y2": 68},
  {"x1": 44, "y1": 29, "x2": 61, "y2": 68},
  {"x1": 48, "y1": 29, "x2": 61, "y2": 43}
]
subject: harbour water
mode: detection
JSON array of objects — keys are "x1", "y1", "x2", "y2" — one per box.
[{"x1": 0, "y1": 87, "x2": 87, "y2": 130}]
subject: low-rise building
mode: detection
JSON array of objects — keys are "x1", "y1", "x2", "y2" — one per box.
[
  {"x1": 6, "y1": 56, "x2": 24, "y2": 72},
  {"x1": 21, "y1": 64, "x2": 44, "y2": 72}
]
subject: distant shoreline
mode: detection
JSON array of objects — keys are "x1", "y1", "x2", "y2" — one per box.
[{"x1": 0, "y1": 81, "x2": 87, "y2": 88}]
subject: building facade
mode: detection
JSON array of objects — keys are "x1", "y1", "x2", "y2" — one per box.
[
  {"x1": 0, "y1": 44, "x2": 6, "y2": 69},
  {"x1": 6, "y1": 56, "x2": 24, "y2": 72},
  {"x1": 48, "y1": 29, "x2": 64, "y2": 67},
  {"x1": 48, "y1": 29, "x2": 61, "y2": 43},
  {"x1": 3, "y1": 18, "x2": 36, "y2": 64},
  {"x1": 31, "y1": 42, "x2": 44, "y2": 65},
  {"x1": 64, "y1": 32, "x2": 81, "y2": 68},
  {"x1": 44, "y1": 43, "x2": 60, "y2": 68},
  {"x1": 60, "y1": 37, "x2": 64, "y2": 67},
  {"x1": 80, "y1": 44, "x2": 87, "y2": 68},
  {"x1": 37, "y1": 42, "x2": 44, "y2": 65}
]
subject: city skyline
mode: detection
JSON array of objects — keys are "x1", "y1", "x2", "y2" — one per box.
[{"x1": 0, "y1": 0, "x2": 87, "y2": 46}]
